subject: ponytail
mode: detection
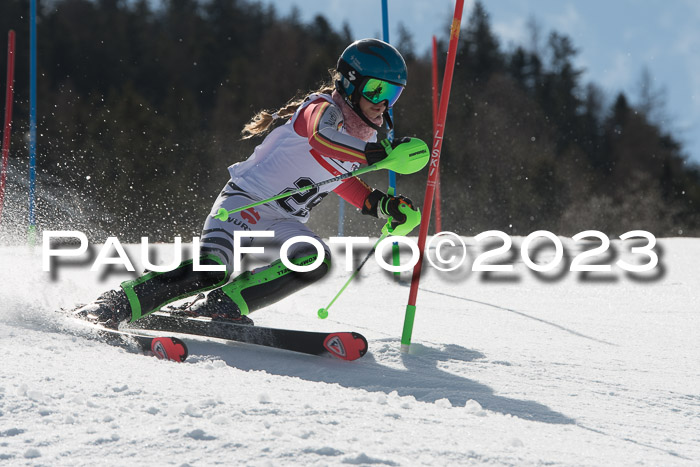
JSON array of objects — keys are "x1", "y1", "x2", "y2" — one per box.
[{"x1": 241, "y1": 72, "x2": 338, "y2": 139}]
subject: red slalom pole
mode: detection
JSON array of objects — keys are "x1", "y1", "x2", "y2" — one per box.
[
  {"x1": 431, "y1": 35, "x2": 443, "y2": 233},
  {"x1": 0, "y1": 30, "x2": 16, "y2": 224},
  {"x1": 401, "y1": 0, "x2": 464, "y2": 353}
]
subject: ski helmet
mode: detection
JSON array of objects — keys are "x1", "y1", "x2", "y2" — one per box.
[{"x1": 336, "y1": 38, "x2": 407, "y2": 131}]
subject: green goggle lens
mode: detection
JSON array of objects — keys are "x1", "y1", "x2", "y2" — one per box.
[{"x1": 361, "y1": 78, "x2": 404, "y2": 107}]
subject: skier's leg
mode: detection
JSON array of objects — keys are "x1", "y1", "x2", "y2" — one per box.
[
  {"x1": 185, "y1": 218, "x2": 332, "y2": 318},
  {"x1": 74, "y1": 183, "x2": 255, "y2": 327},
  {"x1": 220, "y1": 234, "x2": 331, "y2": 315},
  {"x1": 73, "y1": 254, "x2": 230, "y2": 327},
  {"x1": 120, "y1": 255, "x2": 229, "y2": 321},
  {"x1": 121, "y1": 184, "x2": 279, "y2": 322}
]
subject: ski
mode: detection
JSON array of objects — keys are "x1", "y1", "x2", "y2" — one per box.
[
  {"x1": 61, "y1": 312, "x2": 189, "y2": 362},
  {"x1": 127, "y1": 311, "x2": 368, "y2": 361},
  {"x1": 94, "y1": 327, "x2": 189, "y2": 363}
]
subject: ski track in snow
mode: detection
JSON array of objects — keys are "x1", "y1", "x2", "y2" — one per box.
[{"x1": 0, "y1": 238, "x2": 698, "y2": 465}]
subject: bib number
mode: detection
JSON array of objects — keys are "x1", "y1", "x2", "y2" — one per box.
[{"x1": 276, "y1": 177, "x2": 327, "y2": 218}]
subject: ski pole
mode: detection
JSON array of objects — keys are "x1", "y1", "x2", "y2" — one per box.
[
  {"x1": 317, "y1": 204, "x2": 420, "y2": 319},
  {"x1": 318, "y1": 227, "x2": 391, "y2": 319},
  {"x1": 212, "y1": 137, "x2": 429, "y2": 221},
  {"x1": 214, "y1": 164, "x2": 376, "y2": 221}
]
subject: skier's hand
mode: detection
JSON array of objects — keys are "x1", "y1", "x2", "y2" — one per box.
[
  {"x1": 382, "y1": 201, "x2": 421, "y2": 236},
  {"x1": 362, "y1": 189, "x2": 404, "y2": 218},
  {"x1": 364, "y1": 137, "x2": 412, "y2": 165},
  {"x1": 379, "y1": 194, "x2": 415, "y2": 225},
  {"x1": 362, "y1": 189, "x2": 420, "y2": 235}
]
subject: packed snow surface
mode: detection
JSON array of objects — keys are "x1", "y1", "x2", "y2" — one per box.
[{"x1": 1, "y1": 236, "x2": 698, "y2": 465}]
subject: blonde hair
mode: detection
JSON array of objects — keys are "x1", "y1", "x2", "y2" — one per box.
[{"x1": 241, "y1": 73, "x2": 338, "y2": 139}]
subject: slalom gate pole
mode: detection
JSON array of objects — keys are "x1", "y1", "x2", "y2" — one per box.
[
  {"x1": 381, "y1": 0, "x2": 401, "y2": 279},
  {"x1": 0, "y1": 30, "x2": 16, "y2": 225},
  {"x1": 28, "y1": 0, "x2": 37, "y2": 245},
  {"x1": 381, "y1": 0, "x2": 395, "y2": 152},
  {"x1": 431, "y1": 35, "x2": 443, "y2": 233},
  {"x1": 401, "y1": 0, "x2": 464, "y2": 354}
]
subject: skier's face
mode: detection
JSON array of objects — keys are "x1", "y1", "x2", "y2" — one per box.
[{"x1": 359, "y1": 97, "x2": 386, "y2": 120}]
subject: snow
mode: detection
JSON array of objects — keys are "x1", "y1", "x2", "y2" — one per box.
[{"x1": 1, "y1": 236, "x2": 699, "y2": 465}]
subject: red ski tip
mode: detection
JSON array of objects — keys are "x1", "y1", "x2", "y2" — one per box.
[
  {"x1": 323, "y1": 332, "x2": 368, "y2": 361},
  {"x1": 151, "y1": 337, "x2": 188, "y2": 362}
]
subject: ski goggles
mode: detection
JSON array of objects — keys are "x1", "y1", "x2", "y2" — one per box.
[{"x1": 361, "y1": 78, "x2": 404, "y2": 107}]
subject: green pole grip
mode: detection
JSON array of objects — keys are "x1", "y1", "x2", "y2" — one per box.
[{"x1": 380, "y1": 138, "x2": 393, "y2": 154}]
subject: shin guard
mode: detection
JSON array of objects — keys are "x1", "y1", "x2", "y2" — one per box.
[
  {"x1": 120, "y1": 255, "x2": 229, "y2": 322},
  {"x1": 221, "y1": 253, "x2": 330, "y2": 315}
]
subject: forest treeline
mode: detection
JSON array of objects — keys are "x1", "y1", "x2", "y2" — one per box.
[{"x1": 1, "y1": 0, "x2": 699, "y2": 240}]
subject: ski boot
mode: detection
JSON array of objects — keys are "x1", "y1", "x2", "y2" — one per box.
[
  {"x1": 72, "y1": 288, "x2": 132, "y2": 329},
  {"x1": 166, "y1": 288, "x2": 254, "y2": 326}
]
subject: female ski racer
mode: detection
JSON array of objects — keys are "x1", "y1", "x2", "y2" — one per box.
[{"x1": 74, "y1": 38, "x2": 423, "y2": 328}]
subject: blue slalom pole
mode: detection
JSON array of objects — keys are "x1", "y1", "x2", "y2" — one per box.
[
  {"x1": 381, "y1": 0, "x2": 395, "y2": 147},
  {"x1": 337, "y1": 197, "x2": 345, "y2": 236},
  {"x1": 28, "y1": 0, "x2": 37, "y2": 244},
  {"x1": 381, "y1": 0, "x2": 400, "y2": 278}
]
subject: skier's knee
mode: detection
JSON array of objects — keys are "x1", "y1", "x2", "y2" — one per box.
[{"x1": 285, "y1": 241, "x2": 331, "y2": 283}]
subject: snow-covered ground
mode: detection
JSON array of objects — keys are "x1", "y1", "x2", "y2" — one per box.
[{"x1": 1, "y1": 236, "x2": 698, "y2": 465}]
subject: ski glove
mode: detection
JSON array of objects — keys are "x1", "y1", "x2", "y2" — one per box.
[
  {"x1": 362, "y1": 189, "x2": 415, "y2": 224},
  {"x1": 364, "y1": 137, "x2": 413, "y2": 165},
  {"x1": 362, "y1": 190, "x2": 420, "y2": 236}
]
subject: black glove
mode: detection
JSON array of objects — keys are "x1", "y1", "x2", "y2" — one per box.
[
  {"x1": 364, "y1": 137, "x2": 413, "y2": 165},
  {"x1": 361, "y1": 189, "x2": 416, "y2": 227}
]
